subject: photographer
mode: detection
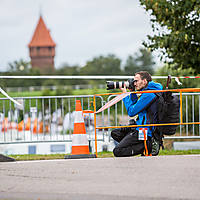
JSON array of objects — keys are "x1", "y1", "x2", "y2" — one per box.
[{"x1": 111, "y1": 71, "x2": 163, "y2": 157}]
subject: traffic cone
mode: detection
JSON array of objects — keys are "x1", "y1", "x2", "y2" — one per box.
[{"x1": 65, "y1": 100, "x2": 96, "y2": 159}]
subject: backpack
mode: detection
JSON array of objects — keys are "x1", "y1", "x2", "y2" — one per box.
[
  {"x1": 151, "y1": 91, "x2": 180, "y2": 156},
  {"x1": 156, "y1": 91, "x2": 180, "y2": 135}
]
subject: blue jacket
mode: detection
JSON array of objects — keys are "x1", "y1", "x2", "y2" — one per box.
[{"x1": 123, "y1": 81, "x2": 163, "y2": 137}]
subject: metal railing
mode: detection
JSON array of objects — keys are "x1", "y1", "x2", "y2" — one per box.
[
  {"x1": 94, "y1": 89, "x2": 200, "y2": 141},
  {"x1": 0, "y1": 95, "x2": 105, "y2": 144},
  {"x1": 1, "y1": 90, "x2": 200, "y2": 147}
]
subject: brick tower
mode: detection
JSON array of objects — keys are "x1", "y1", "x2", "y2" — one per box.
[{"x1": 28, "y1": 15, "x2": 56, "y2": 72}]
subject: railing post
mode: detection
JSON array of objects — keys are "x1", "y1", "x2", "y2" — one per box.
[
  {"x1": 180, "y1": 91, "x2": 183, "y2": 124},
  {"x1": 93, "y1": 95, "x2": 98, "y2": 158}
]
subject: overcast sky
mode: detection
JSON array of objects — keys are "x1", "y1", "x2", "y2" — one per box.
[{"x1": 0, "y1": 0, "x2": 160, "y2": 71}]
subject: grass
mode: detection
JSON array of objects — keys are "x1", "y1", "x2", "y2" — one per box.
[
  {"x1": 159, "y1": 149, "x2": 200, "y2": 155},
  {"x1": 72, "y1": 88, "x2": 108, "y2": 95},
  {"x1": 10, "y1": 152, "x2": 114, "y2": 161},
  {"x1": 8, "y1": 149, "x2": 200, "y2": 161},
  {"x1": 0, "y1": 91, "x2": 44, "y2": 98}
]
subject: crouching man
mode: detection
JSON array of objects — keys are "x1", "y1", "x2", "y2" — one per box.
[{"x1": 111, "y1": 71, "x2": 163, "y2": 157}]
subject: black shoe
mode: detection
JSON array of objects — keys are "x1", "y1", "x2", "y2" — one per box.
[
  {"x1": 0, "y1": 154, "x2": 15, "y2": 162},
  {"x1": 151, "y1": 137, "x2": 160, "y2": 156}
]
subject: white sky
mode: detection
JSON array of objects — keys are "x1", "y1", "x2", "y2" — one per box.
[{"x1": 0, "y1": 0, "x2": 161, "y2": 71}]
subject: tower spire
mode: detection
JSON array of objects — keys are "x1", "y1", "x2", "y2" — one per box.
[
  {"x1": 39, "y1": 5, "x2": 42, "y2": 17},
  {"x1": 28, "y1": 15, "x2": 56, "y2": 73}
]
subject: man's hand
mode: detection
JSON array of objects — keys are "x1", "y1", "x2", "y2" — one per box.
[{"x1": 120, "y1": 86, "x2": 127, "y2": 93}]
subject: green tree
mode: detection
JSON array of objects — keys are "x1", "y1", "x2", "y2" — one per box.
[
  {"x1": 124, "y1": 48, "x2": 155, "y2": 75},
  {"x1": 8, "y1": 59, "x2": 30, "y2": 73},
  {"x1": 155, "y1": 65, "x2": 198, "y2": 89},
  {"x1": 140, "y1": 0, "x2": 200, "y2": 73},
  {"x1": 56, "y1": 64, "x2": 86, "y2": 85},
  {"x1": 123, "y1": 55, "x2": 138, "y2": 75},
  {"x1": 79, "y1": 54, "x2": 122, "y2": 86},
  {"x1": 3, "y1": 59, "x2": 43, "y2": 88},
  {"x1": 80, "y1": 54, "x2": 122, "y2": 75},
  {"x1": 56, "y1": 64, "x2": 80, "y2": 76}
]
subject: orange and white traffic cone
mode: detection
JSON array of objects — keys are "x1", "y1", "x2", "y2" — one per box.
[{"x1": 65, "y1": 100, "x2": 96, "y2": 159}]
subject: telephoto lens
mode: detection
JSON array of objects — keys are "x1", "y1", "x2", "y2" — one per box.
[
  {"x1": 106, "y1": 78, "x2": 135, "y2": 90},
  {"x1": 106, "y1": 81, "x2": 115, "y2": 90},
  {"x1": 106, "y1": 81, "x2": 127, "y2": 90}
]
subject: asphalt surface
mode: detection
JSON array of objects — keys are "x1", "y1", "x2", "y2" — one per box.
[{"x1": 0, "y1": 155, "x2": 200, "y2": 200}]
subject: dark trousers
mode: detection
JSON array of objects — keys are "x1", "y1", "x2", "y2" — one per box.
[{"x1": 111, "y1": 127, "x2": 152, "y2": 157}]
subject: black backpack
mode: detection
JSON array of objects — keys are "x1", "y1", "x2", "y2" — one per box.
[
  {"x1": 151, "y1": 91, "x2": 180, "y2": 156},
  {"x1": 156, "y1": 91, "x2": 180, "y2": 135}
]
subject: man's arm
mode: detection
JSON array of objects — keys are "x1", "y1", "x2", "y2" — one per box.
[{"x1": 123, "y1": 93, "x2": 156, "y2": 117}]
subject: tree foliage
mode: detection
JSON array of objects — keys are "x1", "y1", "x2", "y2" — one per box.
[
  {"x1": 124, "y1": 48, "x2": 155, "y2": 75},
  {"x1": 56, "y1": 64, "x2": 87, "y2": 85},
  {"x1": 155, "y1": 65, "x2": 198, "y2": 89},
  {"x1": 140, "y1": 0, "x2": 200, "y2": 73},
  {"x1": 1, "y1": 59, "x2": 43, "y2": 88},
  {"x1": 8, "y1": 59, "x2": 30, "y2": 73},
  {"x1": 80, "y1": 54, "x2": 122, "y2": 75}
]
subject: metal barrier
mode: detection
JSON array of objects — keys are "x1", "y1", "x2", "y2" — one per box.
[
  {"x1": 1, "y1": 89, "x2": 200, "y2": 154},
  {"x1": 94, "y1": 89, "x2": 200, "y2": 145},
  {"x1": 0, "y1": 95, "x2": 105, "y2": 145}
]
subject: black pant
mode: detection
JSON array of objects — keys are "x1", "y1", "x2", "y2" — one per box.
[{"x1": 111, "y1": 127, "x2": 152, "y2": 157}]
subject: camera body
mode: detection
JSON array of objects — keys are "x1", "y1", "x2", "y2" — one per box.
[{"x1": 106, "y1": 78, "x2": 135, "y2": 90}]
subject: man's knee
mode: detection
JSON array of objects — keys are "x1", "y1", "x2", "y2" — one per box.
[
  {"x1": 113, "y1": 146, "x2": 133, "y2": 157},
  {"x1": 113, "y1": 147, "x2": 122, "y2": 157},
  {"x1": 111, "y1": 127, "x2": 131, "y2": 139}
]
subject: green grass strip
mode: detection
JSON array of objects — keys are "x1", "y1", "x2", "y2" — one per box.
[{"x1": 7, "y1": 149, "x2": 200, "y2": 161}]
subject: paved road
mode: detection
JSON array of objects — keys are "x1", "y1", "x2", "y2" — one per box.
[{"x1": 0, "y1": 155, "x2": 200, "y2": 200}]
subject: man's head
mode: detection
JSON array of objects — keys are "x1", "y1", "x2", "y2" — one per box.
[{"x1": 134, "y1": 71, "x2": 152, "y2": 91}]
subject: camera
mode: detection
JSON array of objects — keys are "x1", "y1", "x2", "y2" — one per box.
[{"x1": 106, "y1": 78, "x2": 135, "y2": 90}]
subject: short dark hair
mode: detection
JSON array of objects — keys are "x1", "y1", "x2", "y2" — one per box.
[{"x1": 135, "y1": 71, "x2": 152, "y2": 82}]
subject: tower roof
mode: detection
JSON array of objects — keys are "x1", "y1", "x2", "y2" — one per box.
[{"x1": 28, "y1": 16, "x2": 56, "y2": 47}]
